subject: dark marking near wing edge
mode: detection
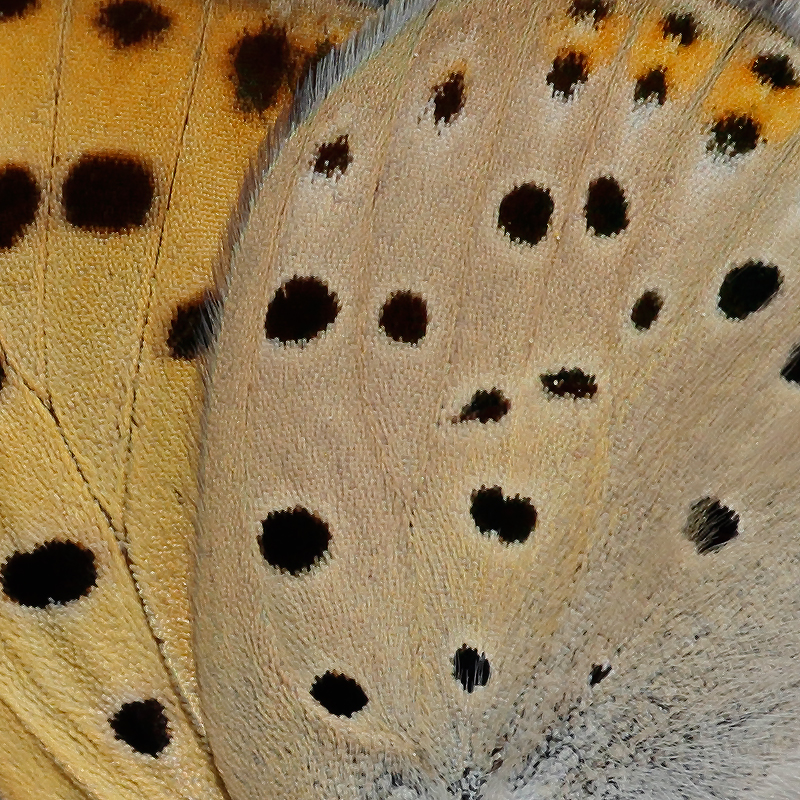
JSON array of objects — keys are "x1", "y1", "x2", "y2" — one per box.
[
  {"x1": 0, "y1": 0, "x2": 36, "y2": 20},
  {"x1": 167, "y1": 292, "x2": 219, "y2": 359},
  {"x1": 0, "y1": 163, "x2": 39, "y2": 249},
  {"x1": 95, "y1": 0, "x2": 172, "y2": 48}
]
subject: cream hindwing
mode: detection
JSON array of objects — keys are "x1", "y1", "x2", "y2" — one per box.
[{"x1": 196, "y1": 0, "x2": 800, "y2": 798}]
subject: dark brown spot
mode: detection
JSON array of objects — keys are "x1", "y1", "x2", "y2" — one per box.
[
  {"x1": 0, "y1": 164, "x2": 39, "y2": 249},
  {"x1": 541, "y1": 368, "x2": 597, "y2": 399},
  {"x1": 585, "y1": 176, "x2": 628, "y2": 237},
  {"x1": 1, "y1": 540, "x2": 97, "y2": 607},
  {"x1": 498, "y1": 183, "x2": 554, "y2": 246},
  {"x1": 470, "y1": 486, "x2": 537, "y2": 545},
  {"x1": 431, "y1": 71, "x2": 465, "y2": 125},
  {"x1": 453, "y1": 646, "x2": 490, "y2": 693},
  {"x1": 717, "y1": 261, "x2": 781, "y2": 320},
  {"x1": 230, "y1": 24, "x2": 293, "y2": 114},
  {"x1": 751, "y1": 53, "x2": 798, "y2": 89},
  {"x1": 683, "y1": 497, "x2": 739, "y2": 554},
  {"x1": 62, "y1": 153, "x2": 154, "y2": 232},
  {"x1": 379, "y1": 291, "x2": 428, "y2": 344},
  {"x1": 781, "y1": 344, "x2": 800, "y2": 384},
  {"x1": 589, "y1": 663, "x2": 612, "y2": 685},
  {"x1": 259, "y1": 507, "x2": 330, "y2": 575},
  {"x1": 109, "y1": 699, "x2": 170, "y2": 757},
  {"x1": 313, "y1": 135, "x2": 351, "y2": 178},
  {"x1": 265, "y1": 276, "x2": 339, "y2": 345},
  {"x1": 310, "y1": 671, "x2": 368, "y2": 717},
  {"x1": 95, "y1": 0, "x2": 171, "y2": 48},
  {"x1": 167, "y1": 292, "x2": 218, "y2": 359},
  {"x1": 0, "y1": 0, "x2": 36, "y2": 20},
  {"x1": 569, "y1": 0, "x2": 612, "y2": 25},
  {"x1": 456, "y1": 389, "x2": 510, "y2": 423},
  {"x1": 708, "y1": 113, "x2": 760, "y2": 157},
  {"x1": 630, "y1": 290, "x2": 663, "y2": 330},
  {"x1": 662, "y1": 12, "x2": 697, "y2": 45},
  {"x1": 634, "y1": 67, "x2": 667, "y2": 105},
  {"x1": 547, "y1": 50, "x2": 589, "y2": 99}
]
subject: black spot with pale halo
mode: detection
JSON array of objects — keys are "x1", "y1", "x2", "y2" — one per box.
[
  {"x1": 470, "y1": 486, "x2": 537, "y2": 545},
  {"x1": 1, "y1": 540, "x2": 97, "y2": 608},
  {"x1": 167, "y1": 292, "x2": 218, "y2": 359},
  {"x1": 456, "y1": 389, "x2": 510, "y2": 423},
  {"x1": 109, "y1": 699, "x2": 170, "y2": 756},
  {"x1": 95, "y1": 0, "x2": 171, "y2": 48},
  {"x1": 0, "y1": 0, "x2": 36, "y2": 20},
  {"x1": 379, "y1": 291, "x2": 428, "y2": 344},
  {"x1": 541, "y1": 368, "x2": 597, "y2": 399},
  {"x1": 547, "y1": 50, "x2": 589, "y2": 99},
  {"x1": 431, "y1": 71, "x2": 465, "y2": 125},
  {"x1": 265, "y1": 276, "x2": 339, "y2": 344},
  {"x1": 313, "y1": 135, "x2": 351, "y2": 178},
  {"x1": 498, "y1": 183, "x2": 554, "y2": 246},
  {"x1": 453, "y1": 646, "x2": 490, "y2": 693},
  {"x1": 230, "y1": 24, "x2": 294, "y2": 114},
  {"x1": 751, "y1": 53, "x2": 798, "y2": 89},
  {"x1": 631, "y1": 290, "x2": 663, "y2": 330},
  {"x1": 634, "y1": 67, "x2": 667, "y2": 105},
  {"x1": 708, "y1": 113, "x2": 760, "y2": 158},
  {"x1": 569, "y1": 0, "x2": 612, "y2": 25},
  {"x1": 259, "y1": 507, "x2": 330, "y2": 575},
  {"x1": 683, "y1": 497, "x2": 739, "y2": 554},
  {"x1": 662, "y1": 12, "x2": 697, "y2": 45},
  {"x1": 0, "y1": 164, "x2": 39, "y2": 249},
  {"x1": 585, "y1": 176, "x2": 628, "y2": 237},
  {"x1": 717, "y1": 261, "x2": 781, "y2": 320},
  {"x1": 62, "y1": 153, "x2": 154, "y2": 232},
  {"x1": 310, "y1": 671, "x2": 368, "y2": 717}
]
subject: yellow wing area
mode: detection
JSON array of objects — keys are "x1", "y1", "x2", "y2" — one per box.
[{"x1": 0, "y1": 1, "x2": 370, "y2": 797}]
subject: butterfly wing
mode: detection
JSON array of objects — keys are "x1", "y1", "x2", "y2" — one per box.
[
  {"x1": 197, "y1": 0, "x2": 800, "y2": 797},
  {"x1": 0, "y1": 0, "x2": 370, "y2": 797}
]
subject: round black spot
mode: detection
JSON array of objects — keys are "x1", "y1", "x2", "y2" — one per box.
[
  {"x1": 109, "y1": 699, "x2": 170, "y2": 757},
  {"x1": 313, "y1": 135, "x2": 351, "y2": 178},
  {"x1": 541, "y1": 368, "x2": 597, "y2": 399},
  {"x1": 470, "y1": 486, "x2": 537, "y2": 545},
  {"x1": 259, "y1": 507, "x2": 330, "y2": 575},
  {"x1": 708, "y1": 114, "x2": 760, "y2": 158},
  {"x1": 0, "y1": 0, "x2": 36, "y2": 20},
  {"x1": 751, "y1": 53, "x2": 798, "y2": 90},
  {"x1": 431, "y1": 71, "x2": 465, "y2": 125},
  {"x1": 569, "y1": 0, "x2": 612, "y2": 25},
  {"x1": 585, "y1": 176, "x2": 628, "y2": 237},
  {"x1": 634, "y1": 67, "x2": 667, "y2": 105},
  {"x1": 630, "y1": 290, "x2": 663, "y2": 330},
  {"x1": 230, "y1": 24, "x2": 293, "y2": 114},
  {"x1": 1, "y1": 540, "x2": 97, "y2": 608},
  {"x1": 167, "y1": 292, "x2": 218, "y2": 359},
  {"x1": 683, "y1": 497, "x2": 739, "y2": 554},
  {"x1": 379, "y1": 291, "x2": 428, "y2": 344},
  {"x1": 310, "y1": 671, "x2": 368, "y2": 717},
  {"x1": 662, "y1": 12, "x2": 697, "y2": 45},
  {"x1": 498, "y1": 183, "x2": 554, "y2": 246},
  {"x1": 453, "y1": 646, "x2": 490, "y2": 693},
  {"x1": 780, "y1": 344, "x2": 800, "y2": 385},
  {"x1": 62, "y1": 153, "x2": 154, "y2": 232},
  {"x1": 589, "y1": 663, "x2": 612, "y2": 686},
  {"x1": 717, "y1": 261, "x2": 781, "y2": 320},
  {"x1": 265, "y1": 276, "x2": 339, "y2": 345},
  {"x1": 94, "y1": 0, "x2": 171, "y2": 48},
  {"x1": 456, "y1": 389, "x2": 510, "y2": 423},
  {"x1": 0, "y1": 164, "x2": 39, "y2": 249},
  {"x1": 546, "y1": 50, "x2": 589, "y2": 99}
]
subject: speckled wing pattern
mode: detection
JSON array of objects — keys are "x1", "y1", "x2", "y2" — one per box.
[
  {"x1": 197, "y1": 0, "x2": 800, "y2": 798},
  {"x1": 0, "y1": 1, "x2": 372, "y2": 798}
]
